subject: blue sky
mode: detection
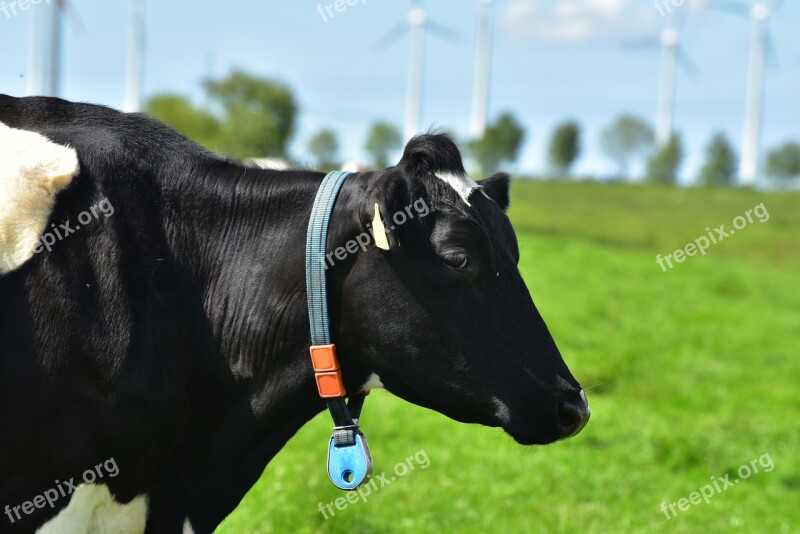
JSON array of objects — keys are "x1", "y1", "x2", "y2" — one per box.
[{"x1": 1, "y1": 0, "x2": 798, "y2": 181}]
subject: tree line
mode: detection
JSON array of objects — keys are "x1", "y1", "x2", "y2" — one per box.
[
  {"x1": 593, "y1": 115, "x2": 800, "y2": 185},
  {"x1": 145, "y1": 69, "x2": 800, "y2": 184}
]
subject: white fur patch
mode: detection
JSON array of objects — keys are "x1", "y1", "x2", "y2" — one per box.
[
  {"x1": 434, "y1": 171, "x2": 480, "y2": 206},
  {"x1": 0, "y1": 121, "x2": 79, "y2": 274},
  {"x1": 36, "y1": 485, "x2": 147, "y2": 534},
  {"x1": 361, "y1": 373, "x2": 385, "y2": 390}
]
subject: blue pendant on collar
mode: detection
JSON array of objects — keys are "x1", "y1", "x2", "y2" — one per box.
[{"x1": 305, "y1": 170, "x2": 373, "y2": 491}]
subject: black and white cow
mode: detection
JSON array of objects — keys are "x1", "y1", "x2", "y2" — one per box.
[{"x1": 0, "y1": 95, "x2": 589, "y2": 533}]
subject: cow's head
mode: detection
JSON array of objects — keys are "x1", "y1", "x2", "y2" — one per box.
[{"x1": 335, "y1": 134, "x2": 589, "y2": 445}]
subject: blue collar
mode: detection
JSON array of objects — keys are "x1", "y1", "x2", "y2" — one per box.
[{"x1": 305, "y1": 171, "x2": 373, "y2": 490}]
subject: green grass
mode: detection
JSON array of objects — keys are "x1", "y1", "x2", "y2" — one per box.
[{"x1": 218, "y1": 181, "x2": 800, "y2": 533}]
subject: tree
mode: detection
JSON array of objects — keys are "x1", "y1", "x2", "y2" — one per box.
[
  {"x1": 600, "y1": 115, "x2": 654, "y2": 179},
  {"x1": 765, "y1": 141, "x2": 800, "y2": 180},
  {"x1": 146, "y1": 70, "x2": 298, "y2": 160},
  {"x1": 364, "y1": 122, "x2": 403, "y2": 168},
  {"x1": 145, "y1": 94, "x2": 221, "y2": 151},
  {"x1": 645, "y1": 133, "x2": 683, "y2": 185},
  {"x1": 547, "y1": 121, "x2": 581, "y2": 177},
  {"x1": 698, "y1": 133, "x2": 737, "y2": 187},
  {"x1": 307, "y1": 129, "x2": 340, "y2": 171},
  {"x1": 205, "y1": 70, "x2": 298, "y2": 159},
  {"x1": 468, "y1": 112, "x2": 526, "y2": 175}
]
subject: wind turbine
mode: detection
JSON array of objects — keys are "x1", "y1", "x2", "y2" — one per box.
[
  {"x1": 27, "y1": 0, "x2": 82, "y2": 97},
  {"x1": 470, "y1": 0, "x2": 494, "y2": 138},
  {"x1": 28, "y1": 0, "x2": 62, "y2": 96},
  {"x1": 123, "y1": 0, "x2": 146, "y2": 112},
  {"x1": 710, "y1": 0, "x2": 785, "y2": 186},
  {"x1": 375, "y1": 1, "x2": 458, "y2": 140},
  {"x1": 623, "y1": 16, "x2": 699, "y2": 147}
]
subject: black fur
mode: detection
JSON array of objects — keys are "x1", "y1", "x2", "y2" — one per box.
[
  {"x1": 480, "y1": 172, "x2": 511, "y2": 211},
  {"x1": 0, "y1": 95, "x2": 586, "y2": 532},
  {"x1": 400, "y1": 134, "x2": 466, "y2": 178}
]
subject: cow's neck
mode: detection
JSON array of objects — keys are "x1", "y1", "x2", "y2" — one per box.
[{"x1": 163, "y1": 164, "x2": 371, "y2": 420}]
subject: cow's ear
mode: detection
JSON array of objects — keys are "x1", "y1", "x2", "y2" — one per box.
[
  {"x1": 479, "y1": 172, "x2": 510, "y2": 211},
  {"x1": 399, "y1": 134, "x2": 466, "y2": 178},
  {"x1": 363, "y1": 172, "x2": 411, "y2": 250}
]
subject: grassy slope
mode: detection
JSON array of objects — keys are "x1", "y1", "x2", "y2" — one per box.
[{"x1": 219, "y1": 181, "x2": 800, "y2": 533}]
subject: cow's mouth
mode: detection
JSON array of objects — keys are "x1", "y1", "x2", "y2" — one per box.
[
  {"x1": 502, "y1": 423, "x2": 569, "y2": 445},
  {"x1": 505, "y1": 428, "x2": 560, "y2": 445},
  {"x1": 501, "y1": 389, "x2": 591, "y2": 445}
]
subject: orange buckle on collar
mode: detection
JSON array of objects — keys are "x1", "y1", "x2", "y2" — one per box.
[{"x1": 309, "y1": 344, "x2": 347, "y2": 398}]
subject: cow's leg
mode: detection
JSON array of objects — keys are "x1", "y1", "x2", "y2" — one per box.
[{"x1": 144, "y1": 403, "x2": 320, "y2": 533}]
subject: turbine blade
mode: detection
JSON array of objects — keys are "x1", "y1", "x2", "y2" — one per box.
[
  {"x1": 671, "y1": 6, "x2": 690, "y2": 31},
  {"x1": 676, "y1": 46, "x2": 701, "y2": 79},
  {"x1": 373, "y1": 21, "x2": 410, "y2": 51},
  {"x1": 704, "y1": 0, "x2": 749, "y2": 16},
  {"x1": 58, "y1": 0, "x2": 86, "y2": 34},
  {"x1": 620, "y1": 35, "x2": 660, "y2": 51},
  {"x1": 426, "y1": 20, "x2": 460, "y2": 43},
  {"x1": 765, "y1": 34, "x2": 781, "y2": 72},
  {"x1": 770, "y1": 0, "x2": 786, "y2": 12}
]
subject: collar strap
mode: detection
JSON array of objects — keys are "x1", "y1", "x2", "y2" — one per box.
[
  {"x1": 305, "y1": 171, "x2": 352, "y2": 414},
  {"x1": 305, "y1": 171, "x2": 373, "y2": 490}
]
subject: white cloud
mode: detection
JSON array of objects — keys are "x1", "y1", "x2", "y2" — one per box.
[{"x1": 502, "y1": 0, "x2": 659, "y2": 44}]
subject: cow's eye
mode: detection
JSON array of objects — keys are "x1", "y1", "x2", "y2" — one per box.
[{"x1": 442, "y1": 252, "x2": 470, "y2": 270}]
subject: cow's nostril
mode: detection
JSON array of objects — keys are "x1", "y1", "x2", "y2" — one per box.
[
  {"x1": 557, "y1": 389, "x2": 591, "y2": 439},
  {"x1": 558, "y1": 404, "x2": 578, "y2": 428}
]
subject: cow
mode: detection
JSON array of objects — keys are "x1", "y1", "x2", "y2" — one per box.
[{"x1": 0, "y1": 94, "x2": 589, "y2": 533}]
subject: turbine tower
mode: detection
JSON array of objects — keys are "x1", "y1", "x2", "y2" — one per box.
[
  {"x1": 655, "y1": 28, "x2": 679, "y2": 148},
  {"x1": 405, "y1": 6, "x2": 427, "y2": 141},
  {"x1": 123, "y1": 0, "x2": 146, "y2": 112},
  {"x1": 28, "y1": 0, "x2": 62, "y2": 96},
  {"x1": 375, "y1": 1, "x2": 458, "y2": 141},
  {"x1": 739, "y1": 1, "x2": 781, "y2": 186},
  {"x1": 623, "y1": 17, "x2": 697, "y2": 148},
  {"x1": 470, "y1": 0, "x2": 494, "y2": 138},
  {"x1": 707, "y1": 0, "x2": 785, "y2": 186}
]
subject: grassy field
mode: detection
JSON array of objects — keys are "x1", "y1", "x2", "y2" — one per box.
[{"x1": 218, "y1": 181, "x2": 800, "y2": 533}]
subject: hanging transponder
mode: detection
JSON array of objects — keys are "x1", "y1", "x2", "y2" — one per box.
[{"x1": 326, "y1": 427, "x2": 373, "y2": 490}]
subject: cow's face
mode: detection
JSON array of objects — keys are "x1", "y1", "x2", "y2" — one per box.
[{"x1": 339, "y1": 135, "x2": 589, "y2": 445}]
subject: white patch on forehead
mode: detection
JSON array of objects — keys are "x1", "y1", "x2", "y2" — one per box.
[
  {"x1": 36, "y1": 485, "x2": 147, "y2": 534},
  {"x1": 360, "y1": 373, "x2": 385, "y2": 390},
  {"x1": 0, "y1": 121, "x2": 79, "y2": 275},
  {"x1": 434, "y1": 171, "x2": 480, "y2": 206}
]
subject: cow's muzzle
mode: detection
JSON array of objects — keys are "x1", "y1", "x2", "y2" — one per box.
[{"x1": 556, "y1": 389, "x2": 590, "y2": 439}]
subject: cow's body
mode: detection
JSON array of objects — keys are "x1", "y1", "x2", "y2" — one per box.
[
  {"x1": 0, "y1": 96, "x2": 344, "y2": 532},
  {"x1": 0, "y1": 95, "x2": 589, "y2": 533}
]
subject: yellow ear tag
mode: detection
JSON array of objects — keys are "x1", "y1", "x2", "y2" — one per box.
[{"x1": 372, "y1": 203, "x2": 390, "y2": 250}]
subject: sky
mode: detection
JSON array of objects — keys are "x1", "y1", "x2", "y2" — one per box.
[{"x1": 0, "y1": 0, "x2": 798, "y2": 182}]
